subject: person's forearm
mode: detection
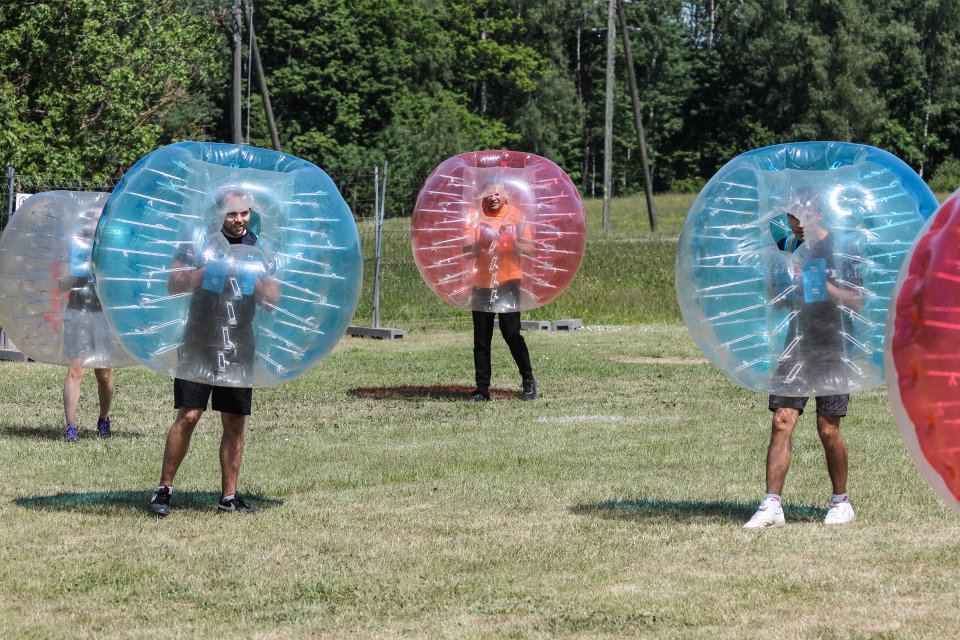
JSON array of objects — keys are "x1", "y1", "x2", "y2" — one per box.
[
  {"x1": 828, "y1": 282, "x2": 863, "y2": 311},
  {"x1": 168, "y1": 263, "x2": 202, "y2": 294}
]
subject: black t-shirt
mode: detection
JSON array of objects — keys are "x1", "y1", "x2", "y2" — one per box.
[
  {"x1": 66, "y1": 239, "x2": 102, "y2": 312},
  {"x1": 790, "y1": 232, "x2": 862, "y2": 359},
  {"x1": 176, "y1": 230, "x2": 265, "y2": 376},
  {"x1": 66, "y1": 273, "x2": 102, "y2": 312}
]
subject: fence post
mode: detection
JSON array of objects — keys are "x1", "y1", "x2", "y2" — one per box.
[
  {"x1": 5, "y1": 165, "x2": 13, "y2": 227},
  {"x1": 1, "y1": 165, "x2": 12, "y2": 350},
  {"x1": 344, "y1": 161, "x2": 405, "y2": 340},
  {"x1": 372, "y1": 161, "x2": 388, "y2": 328},
  {"x1": 372, "y1": 165, "x2": 380, "y2": 328}
]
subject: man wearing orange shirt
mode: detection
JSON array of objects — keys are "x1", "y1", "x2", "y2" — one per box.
[{"x1": 464, "y1": 186, "x2": 537, "y2": 402}]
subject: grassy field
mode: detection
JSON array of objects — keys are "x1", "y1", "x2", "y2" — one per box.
[{"x1": 1, "y1": 324, "x2": 959, "y2": 638}]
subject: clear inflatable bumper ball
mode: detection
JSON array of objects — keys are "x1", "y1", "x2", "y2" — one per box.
[
  {"x1": 676, "y1": 141, "x2": 937, "y2": 396},
  {"x1": 411, "y1": 150, "x2": 586, "y2": 313},
  {"x1": 93, "y1": 142, "x2": 362, "y2": 387},
  {"x1": 0, "y1": 191, "x2": 135, "y2": 367},
  {"x1": 887, "y1": 190, "x2": 960, "y2": 514}
]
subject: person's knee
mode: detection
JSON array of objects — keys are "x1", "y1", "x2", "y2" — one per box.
[
  {"x1": 500, "y1": 326, "x2": 523, "y2": 343},
  {"x1": 771, "y1": 408, "x2": 799, "y2": 434},
  {"x1": 94, "y1": 368, "x2": 114, "y2": 388},
  {"x1": 502, "y1": 334, "x2": 522, "y2": 347},
  {"x1": 817, "y1": 414, "x2": 842, "y2": 438},
  {"x1": 177, "y1": 409, "x2": 203, "y2": 430},
  {"x1": 67, "y1": 367, "x2": 84, "y2": 383},
  {"x1": 221, "y1": 413, "x2": 246, "y2": 434}
]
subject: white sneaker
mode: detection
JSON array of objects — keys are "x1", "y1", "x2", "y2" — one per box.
[
  {"x1": 743, "y1": 499, "x2": 785, "y2": 529},
  {"x1": 824, "y1": 498, "x2": 855, "y2": 525}
]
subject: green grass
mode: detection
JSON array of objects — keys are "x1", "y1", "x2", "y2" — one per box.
[{"x1": 1, "y1": 325, "x2": 959, "y2": 638}]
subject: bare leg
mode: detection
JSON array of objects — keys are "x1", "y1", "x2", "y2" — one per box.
[
  {"x1": 817, "y1": 414, "x2": 848, "y2": 494},
  {"x1": 63, "y1": 365, "x2": 85, "y2": 425},
  {"x1": 765, "y1": 408, "x2": 800, "y2": 496},
  {"x1": 93, "y1": 368, "x2": 114, "y2": 419},
  {"x1": 219, "y1": 412, "x2": 247, "y2": 497},
  {"x1": 159, "y1": 408, "x2": 204, "y2": 486}
]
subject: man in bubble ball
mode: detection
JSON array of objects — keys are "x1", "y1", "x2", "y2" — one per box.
[
  {"x1": 60, "y1": 204, "x2": 114, "y2": 442},
  {"x1": 744, "y1": 187, "x2": 862, "y2": 529},
  {"x1": 463, "y1": 184, "x2": 537, "y2": 402},
  {"x1": 149, "y1": 187, "x2": 279, "y2": 517}
]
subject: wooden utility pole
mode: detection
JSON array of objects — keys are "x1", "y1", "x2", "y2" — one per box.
[
  {"x1": 231, "y1": 0, "x2": 243, "y2": 144},
  {"x1": 602, "y1": 0, "x2": 616, "y2": 233},
  {"x1": 241, "y1": 0, "x2": 281, "y2": 151},
  {"x1": 617, "y1": 0, "x2": 657, "y2": 230}
]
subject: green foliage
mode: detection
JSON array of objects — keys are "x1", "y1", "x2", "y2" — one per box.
[
  {"x1": 671, "y1": 175, "x2": 706, "y2": 194},
  {"x1": 0, "y1": 1, "x2": 223, "y2": 179},
  {"x1": 3, "y1": 0, "x2": 960, "y2": 195},
  {"x1": 254, "y1": 0, "x2": 549, "y2": 213},
  {"x1": 379, "y1": 89, "x2": 518, "y2": 185},
  {"x1": 440, "y1": 0, "x2": 546, "y2": 112},
  {"x1": 672, "y1": 0, "x2": 960, "y2": 186},
  {"x1": 929, "y1": 156, "x2": 960, "y2": 194}
]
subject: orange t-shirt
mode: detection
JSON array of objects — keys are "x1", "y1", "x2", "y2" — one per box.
[{"x1": 466, "y1": 204, "x2": 528, "y2": 288}]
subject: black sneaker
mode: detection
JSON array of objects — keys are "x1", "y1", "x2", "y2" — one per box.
[
  {"x1": 521, "y1": 378, "x2": 538, "y2": 401},
  {"x1": 468, "y1": 389, "x2": 490, "y2": 402},
  {"x1": 218, "y1": 495, "x2": 260, "y2": 514},
  {"x1": 149, "y1": 486, "x2": 172, "y2": 517}
]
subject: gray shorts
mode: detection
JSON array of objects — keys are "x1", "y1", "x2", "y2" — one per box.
[
  {"x1": 62, "y1": 307, "x2": 112, "y2": 361},
  {"x1": 768, "y1": 394, "x2": 849, "y2": 417}
]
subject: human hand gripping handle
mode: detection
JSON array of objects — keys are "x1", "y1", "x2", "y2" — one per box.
[
  {"x1": 465, "y1": 223, "x2": 499, "y2": 256},
  {"x1": 233, "y1": 249, "x2": 280, "y2": 306},
  {"x1": 167, "y1": 260, "x2": 206, "y2": 295},
  {"x1": 498, "y1": 223, "x2": 515, "y2": 253},
  {"x1": 253, "y1": 274, "x2": 280, "y2": 306}
]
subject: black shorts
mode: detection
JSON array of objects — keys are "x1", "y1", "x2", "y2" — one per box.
[
  {"x1": 768, "y1": 394, "x2": 849, "y2": 417},
  {"x1": 174, "y1": 378, "x2": 253, "y2": 416}
]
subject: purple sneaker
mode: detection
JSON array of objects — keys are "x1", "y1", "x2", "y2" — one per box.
[
  {"x1": 64, "y1": 424, "x2": 79, "y2": 443},
  {"x1": 97, "y1": 416, "x2": 111, "y2": 438}
]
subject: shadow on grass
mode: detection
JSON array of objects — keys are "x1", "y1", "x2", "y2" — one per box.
[
  {"x1": 571, "y1": 498, "x2": 825, "y2": 524},
  {"x1": 349, "y1": 384, "x2": 517, "y2": 401},
  {"x1": 0, "y1": 424, "x2": 144, "y2": 441},
  {"x1": 13, "y1": 490, "x2": 282, "y2": 515}
]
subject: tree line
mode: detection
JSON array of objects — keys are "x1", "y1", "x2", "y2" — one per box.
[{"x1": 2, "y1": 0, "x2": 959, "y2": 211}]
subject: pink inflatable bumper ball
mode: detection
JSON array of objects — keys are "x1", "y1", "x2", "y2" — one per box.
[
  {"x1": 411, "y1": 151, "x2": 585, "y2": 313},
  {"x1": 888, "y1": 191, "x2": 960, "y2": 514}
]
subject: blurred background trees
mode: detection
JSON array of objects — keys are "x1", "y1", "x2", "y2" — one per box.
[{"x1": 2, "y1": 0, "x2": 959, "y2": 203}]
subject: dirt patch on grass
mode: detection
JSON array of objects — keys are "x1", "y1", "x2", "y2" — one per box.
[
  {"x1": 612, "y1": 355, "x2": 708, "y2": 365},
  {"x1": 349, "y1": 384, "x2": 517, "y2": 400}
]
